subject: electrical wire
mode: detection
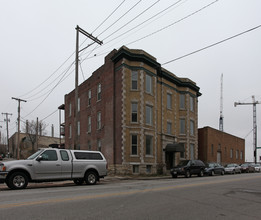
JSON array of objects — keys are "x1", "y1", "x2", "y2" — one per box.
[
  {"x1": 23, "y1": 61, "x2": 75, "y2": 118},
  {"x1": 97, "y1": 0, "x2": 142, "y2": 37},
  {"x1": 162, "y1": 24, "x2": 261, "y2": 65},
  {"x1": 92, "y1": 0, "x2": 126, "y2": 34},
  {"x1": 126, "y1": 0, "x2": 219, "y2": 47},
  {"x1": 102, "y1": 0, "x2": 160, "y2": 41}
]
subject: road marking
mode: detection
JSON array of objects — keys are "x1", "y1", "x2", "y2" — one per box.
[{"x1": 0, "y1": 175, "x2": 260, "y2": 209}]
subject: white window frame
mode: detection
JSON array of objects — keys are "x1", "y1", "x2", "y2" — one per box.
[
  {"x1": 97, "y1": 111, "x2": 101, "y2": 130},
  {"x1": 131, "y1": 134, "x2": 138, "y2": 155},
  {"x1": 146, "y1": 105, "x2": 153, "y2": 126},
  {"x1": 77, "y1": 121, "x2": 80, "y2": 136},
  {"x1": 145, "y1": 74, "x2": 152, "y2": 94},
  {"x1": 131, "y1": 102, "x2": 138, "y2": 123},
  {"x1": 145, "y1": 135, "x2": 153, "y2": 156},
  {"x1": 88, "y1": 89, "x2": 91, "y2": 106},
  {"x1": 131, "y1": 71, "x2": 138, "y2": 90},
  {"x1": 97, "y1": 83, "x2": 101, "y2": 101},
  {"x1": 167, "y1": 93, "x2": 172, "y2": 109},
  {"x1": 180, "y1": 94, "x2": 185, "y2": 109},
  {"x1": 180, "y1": 118, "x2": 185, "y2": 134},
  {"x1": 88, "y1": 116, "x2": 91, "y2": 133}
]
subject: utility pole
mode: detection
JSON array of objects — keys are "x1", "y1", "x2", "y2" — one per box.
[
  {"x1": 74, "y1": 25, "x2": 103, "y2": 150},
  {"x1": 12, "y1": 97, "x2": 27, "y2": 159},
  {"x1": 234, "y1": 95, "x2": 260, "y2": 163},
  {"x1": 1, "y1": 113, "x2": 12, "y2": 156},
  {"x1": 219, "y1": 74, "x2": 224, "y2": 131}
]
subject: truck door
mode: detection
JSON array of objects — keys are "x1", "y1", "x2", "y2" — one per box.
[
  {"x1": 60, "y1": 150, "x2": 72, "y2": 178},
  {"x1": 33, "y1": 149, "x2": 62, "y2": 180}
]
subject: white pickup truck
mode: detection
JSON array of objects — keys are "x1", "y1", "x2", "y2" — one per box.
[{"x1": 0, "y1": 148, "x2": 107, "y2": 189}]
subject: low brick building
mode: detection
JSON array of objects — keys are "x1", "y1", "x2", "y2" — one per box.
[
  {"x1": 198, "y1": 126, "x2": 245, "y2": 165},
  {"x1": 63, "y1": 46, "x2": 201, "y2": 175},
  {"x1": 9, "y1": 132, "x2": 63, "y2": 159}
]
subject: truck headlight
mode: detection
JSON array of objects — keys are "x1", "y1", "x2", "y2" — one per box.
[{"x1": 0, "y1": 164, "x2": 6, "y2": 172}]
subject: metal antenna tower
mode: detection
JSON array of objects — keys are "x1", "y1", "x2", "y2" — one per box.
[
  {"x1": 234, "y1": 95, "x2": 260, "y2": 163},
  {"x1": 219, "y1": 74, "x2": 224, "y2": 131}
]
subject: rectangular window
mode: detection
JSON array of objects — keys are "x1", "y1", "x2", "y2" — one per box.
[
  {"x1": 88, "y1": 140, "x2": 91, "y2": 150},
  {"x1": 131, "y1": 135, "x2": 138, "y2": 155},
  {"x1": 167, "y1": 122, "x2": 172, "y2": 134},
  {"x1": 77, "y1": 121, "x2": 80, "y2": 136},
  {"x1": 97, "y1": 139, "x2": 101, "y2": 152},
  {"x1": 69, "y1": 124, "x2": 72, "y2": 139},
  {"x1": 74, "y1": 152, "x2": 103, "y2": 160},
  {"x1": 146, "y1": 105, "x2": 153, "y2": 125},
  {"x1": 190, "y1": 120, "x2": 195, "y2": 136},
  {"x1": 236, "y1": 150, "x2": 239, "y2": 159},
  {"x1": 190, "y1": 96, "x2": 194, "y2": 112},
  {"x1": 133, "y1": 165, "x2": 139, "y2": 174},
  {"x1": 180, "y1": 119, "x2": 185, "y2": 134},
  {"x1": 190, "y1": 144, "x2": 194, "y2": 160},
  {"x1": 97, "y1": 83, "x2": 101, "y2": 101},
  {"x1": 211, "y1": 144, "x2": 214, "y2": 156},
  {"x1": 180, "y1": 94, "x2": 185, "y2": 109},
  {"x1": 230, "y1": 149, "x2": 233, "y2": 158},
  {"x1": 146, "y1": 165, "x2": 152, "y2": 174},
  {"x1": 146, "y1": 135, "x2": 153, "y2": 155},
  {"x1": 240, "y1": 151, "x2": 243, "y2": 160},
  {"x1": 167, "y1": 93, "x2": 172, "y2": 109},
  {"x1": 131, "y1": 71, "x2": 138, "y2": 90},
  {"x1": 180, "y1": 143, "x2": 185, "y2": 158},
  {"x1": 69, "y1": 102, "x2": 72, "y2": 117},
  {"x1": 60, "y1": 150, "x2": 69, "y2": 161},
  {"x1": 131, "y1": 103, "x2": 138, "y2": 123},
  {"x1": 97, "y1": 111, "x2": 101, "y2": 130},
  {"x1": 88, "y1": 116, "x2": 91, "y2": 133},
  {"x1": 78, "y1": 97, "x2": 80, "y2": 112},
  {"x1": 88, "y1": 89, "x2": 91, "y2": 106},
  {"x1": 145, "y1": 74, "x2": 152, "y2": 94}
]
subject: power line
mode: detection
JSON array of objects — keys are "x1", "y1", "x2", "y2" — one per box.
[
  {"x1": 126, "y1": 0, "x2": 219, "y2": 47},
  {"x1": 162, "y1": 24, "x2": 261, "y2": 65},
  {"x1": 102, "y1": 0, "x2": 160, "y2": 41},
  {"x1": 92, "y1": 0, "x2": 126, "y2": 34},
  {"x1": 97, "y1": 0, "x2": 143, "y2": 38},
  {"x1": 23, "y1": 61, "x2": 75, "y2": 118}
]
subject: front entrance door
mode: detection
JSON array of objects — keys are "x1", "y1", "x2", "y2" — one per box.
[
  {"x1": 165, "y1": 152, "x2": 175, "y2": 170},
  {"x1": 217, "y1": 152, "x2": 221, "y2": 164}
]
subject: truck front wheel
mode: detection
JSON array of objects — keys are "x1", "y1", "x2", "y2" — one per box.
[
  {"x1": 8, "y1": 172, "x2": 28, "y2": 190},
  {"x1": 85, "y1": 171, "x2": 97, "y2": 185}
]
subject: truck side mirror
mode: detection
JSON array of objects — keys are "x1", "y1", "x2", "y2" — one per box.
[{"x1": 36, "y1": 155, "x2": 43, "y2": 162}]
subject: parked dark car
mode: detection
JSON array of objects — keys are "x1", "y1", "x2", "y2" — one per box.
[
  {"x1": 170, "y1": 160, "x2": 206, "y2": 178},
  {"x1": 204, "y1": 163, "x2": 225, "y2": 176},
  {"x1": 240, "y1": 163, "x2": 255, "y2": 173}
]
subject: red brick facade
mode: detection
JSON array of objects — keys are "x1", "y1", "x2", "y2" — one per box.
[
  {"x1": 198, "y1": 126, "x2": 245, "y2": 165},
  {"x1": 64, "y1": 46, "x2": 201, "y2": 174}
]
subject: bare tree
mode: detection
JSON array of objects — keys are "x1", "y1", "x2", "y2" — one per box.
[{"x1": 23, "y1": 119, "x2": 47, "y2": 152}]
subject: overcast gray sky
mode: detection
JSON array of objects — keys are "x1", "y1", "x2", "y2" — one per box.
[{"x1": 1, "y1": 0, "x2": 261, "y2": 162}]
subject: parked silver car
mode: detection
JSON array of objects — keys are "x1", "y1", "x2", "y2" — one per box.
[
  {"x1": 224, "y1": 163, "x2": 241, "y2": 174},
  {"x1": 253, "y1": 164, "x2": 261, "y2": 172}
]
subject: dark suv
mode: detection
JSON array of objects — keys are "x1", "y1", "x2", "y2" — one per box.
[{"x1": 170, "y1": 160, "x2": 206, "y2": 178}]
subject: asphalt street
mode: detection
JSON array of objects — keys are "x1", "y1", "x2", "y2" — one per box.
[{"x1": 1, "y1": 173, "x2": 261, "y2": 220}]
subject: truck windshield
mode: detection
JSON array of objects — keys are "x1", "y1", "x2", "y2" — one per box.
[{"x1": 27, "y1": 149, "x2": 44, "y2": 160}]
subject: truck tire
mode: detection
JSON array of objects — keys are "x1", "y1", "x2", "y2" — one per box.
[
  {"x1": 85, "y1": 171, "x2": 97, "y2": 185},
  {"x1": 8, "y1": 172, "x2": 28, "y2": 190}
]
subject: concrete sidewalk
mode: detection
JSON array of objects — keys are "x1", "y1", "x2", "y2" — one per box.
[{"x1": 0, "y1": 174, "x2": 171, "y2": 190}]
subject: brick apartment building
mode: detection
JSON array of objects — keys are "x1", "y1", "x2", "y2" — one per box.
[
  {"x1": 63, "y1": 46, "x2": 201, "y2": 175},
  {"x1": 198, "y1": 126, "x2": 245, "y2": 165}
]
